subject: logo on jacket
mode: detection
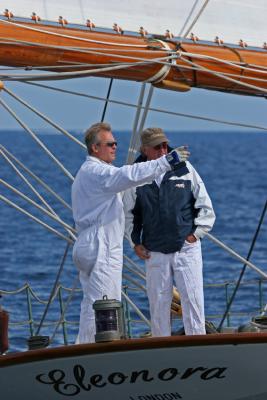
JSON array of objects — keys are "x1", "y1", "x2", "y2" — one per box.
[{"x1": 175, "y1": 183, "x2": 185, "y2": 188}]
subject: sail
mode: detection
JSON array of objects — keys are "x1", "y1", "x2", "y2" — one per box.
[{"x1": 1, "y1": 0, "x2": 266, "y2": 47}]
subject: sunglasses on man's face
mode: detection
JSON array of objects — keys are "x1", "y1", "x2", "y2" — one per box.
[
  {"x1": 153, "y1": 142, "x2": 168, "y2": 150},
  {"x1": 97, "y1": 141, "x2": 118, "y2": 147}
]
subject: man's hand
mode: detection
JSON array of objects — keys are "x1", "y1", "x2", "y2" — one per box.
[
  {"x1": 174, "y1": 146, "x2": 190, "y2": 162},
  {"x1": 134, "y1": 244, "x2": 151, "y2": 260},
  {"x1": 166, "y1": 146, "x2": 190, "y2": 167},
  {"x1": 185, "y1": 233, "x2": 197, "y2": 243}
]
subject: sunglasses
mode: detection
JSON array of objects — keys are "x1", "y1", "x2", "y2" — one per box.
[
  {"x1": 97, "y1": 141, "x2": 118, "y2": 147},
  {"x1": 153, "y1": 142, "x2": 168, "y2": 150}
]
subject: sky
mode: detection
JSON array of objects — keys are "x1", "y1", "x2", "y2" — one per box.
[{"x1": 0, "y1": 75, "x2": 267, "y2": 134}]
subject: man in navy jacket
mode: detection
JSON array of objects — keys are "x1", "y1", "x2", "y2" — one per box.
[{"x1": 123, "y1": 127, "x2": 215, "y2": 336}]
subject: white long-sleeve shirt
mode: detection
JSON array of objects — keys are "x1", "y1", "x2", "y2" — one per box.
[{"x1": 71, "y1": 155, "x2": 171, "y2": 235}]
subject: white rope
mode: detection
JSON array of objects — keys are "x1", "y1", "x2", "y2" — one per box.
[
  {"x1": 127, "y1": 85, "x2": 155, "y2": 165},
  {"x1": 2, "y1": 38, "x2": 266, "y2": 96},
  {"x1": 0, "y1": 179, "x2": 77, "y2": 240},
  {"x1": 179, "y1": 50, "x2": 267, "y2": 75},
  {"x1": 0, "y1": 18, "x2": 148, "y2": 48},
  {"x1": 0, "y1": 148, "x2": 63, "y2": 216},
  {"x1": 205, "y1": 232, "x2": 267, "y2": 280},
  {"x1": 178, "y1": 0, "x2": 200, "y2": 37},
  {"x1": 0, "y1": 59, "x2": 175, "y2": 82},
  {"x1": 123, "y1": 254, "x2": 147, "y2": 279},
  {"x1": 0, "y1": 145, "x2": 72, "y2": 211},
  {"x1": 144, "y1": 40, "x2": 176, "y2": 84},
  {"x1": 172, "y1": 63, "x2": 267, "y2": 84},
  {"x1": 183, "y1": 0, "x2": 210, "y2": 39},
  {"x1": 0, "y1": 52, "x2": 176, "y2": 82},
  {"x1": 123, "y1": 260, "x2": 146, "y2": 281},
  {"x1": 179, "y1": 54, "x2": 267, "y2": 95},
  {"x1": 0, "y1": 36, "x2": 166, "y2": 56},
  {"x1": 0, "y1": 150, "x2": 76, "y2": 241},
  {"x1": 122, "y1": 271, "x2": 146, "y2": 292},
  {"x1": 0, "y1": 97, "x2": 75, "y2": 180},
  {"x1": 4, "y1": 87, "x2": 86, "y2": 149},
  {"x1": 49, "y1": 275, "x2": 80, "y2": 344},
  {"x1": 24, "y1": 81, "x2": 267, "y2": 131},
  {"x1": 3, "y1": 34, "x2": 267, "y2": 90},
  {"x1": 126, "y1": 83, "x2": 146, "y2": 165},
  {"x1": 121, "y1": 290, "x2": 151, "y2": 328},
  {"x1": 2, "y1": 35, "x2": 267, "y2": 92},
  {"x1": 0, "y1": 194, "x2": 74, "y2": 245},
  {"x1": 2, "y1": 34, "x2": 267, "y2": 77},
  {"x1": 2, "y1": 32, "x2": 267, "y2": 75}
]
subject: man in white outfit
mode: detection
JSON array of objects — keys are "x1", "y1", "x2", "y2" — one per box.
[
  {"x1": 71, "y1": 122, "x2": 189, "y2": 343},
  {"x1": 123, "y1": 127, "x2": 215, "y2": 336}
]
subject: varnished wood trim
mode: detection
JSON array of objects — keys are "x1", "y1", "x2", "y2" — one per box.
[{"x1": 1, "y1": 332, "x2": 267, "y2": 367}]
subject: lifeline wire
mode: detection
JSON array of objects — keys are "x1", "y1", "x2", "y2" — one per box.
[{"x1": 217, "y1": 200, "x2": 267, "y2": 331}]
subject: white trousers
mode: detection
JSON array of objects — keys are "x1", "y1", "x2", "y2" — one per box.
[
  {"x1": 73, "y1": 224, "x2": 123, "y2": 344},
  {"x1": 146, "y1": 240, "x2": 205, "y2": 336}
]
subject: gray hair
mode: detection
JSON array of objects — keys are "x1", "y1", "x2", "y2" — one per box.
[{"x1": 84, "y1": 122, "x2": 112, "y2": 154}]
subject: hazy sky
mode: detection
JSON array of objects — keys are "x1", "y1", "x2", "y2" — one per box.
[{"x1": 1, "y1": 76, "x2": 267, "y2": 134}]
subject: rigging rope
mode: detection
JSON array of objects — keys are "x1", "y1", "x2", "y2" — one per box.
[
  {"x1": 44, "y1": 76, "x2": 116, "y2": 339},
  {"x1": 121, "y1": 291, "x2": 151, "y2": 328},
  {"x1": 127, "y1": 84, "x2": 155, "y2": 165},
  {"x1": 23, "y1": 81, "x2": 267, "y2": 131},
  {"x1": 205, "y1": 232, "x2": 267, "y2": 280},
  {"x1": 178, "y1": 50, "x2": 267, "y2": 75},
  {"x1": 1, "y1": 35, "x2": 267, "y2": 75},
  {"x1": 1, "y1": 147, "x2": 76, "y2": 242},
  {"x1": 178, "y1": 0, "x2": 200, "y2": 37},
  {"x1": 35, "y1": 240, "x2": 73, "y2": 336},
  {"x1": 0, "y1": 54, "x2": 177, "y2": 83},
  {"x1": 179, "y1": 54, "x2": 267, "y2": 95},
  {"x1": 126, "y1": 83, "x2": 147, "y2": 165},
  {"x1": 0, "y1": 19, "x2": 149, "y2": 48},
  {"x1": 0, "y1": 97, "x2": 75, "y2": 180},
  {"x1": 0, "y1": 179, "x2": 76, "y2": 239},
  {"x1": 1, "y1": 35, "x2": 267, "y2": 97},
  {"x1": 0, "y1": 145, "x2": 72, "y2": 211},
  {"x1": 217, "y1": 200, "x2": 267, "y2": 331},
  {"x1": 183, "y1": 0, "x2": 210, "y2": 39},
  {"x1": 3, "y1": 87, "x2": 86, "y2": 149},
  {"x1": 0, "y1": 194, "x2": 74, "y2": 244}
]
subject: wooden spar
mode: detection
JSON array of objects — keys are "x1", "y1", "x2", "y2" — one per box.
[{"x1": 0, "y1": 20, "x2": 267, "y2": 96}]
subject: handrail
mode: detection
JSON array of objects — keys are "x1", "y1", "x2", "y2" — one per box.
[{"x1": 1, "y1": 278, "x2": 266, "y2": 351}]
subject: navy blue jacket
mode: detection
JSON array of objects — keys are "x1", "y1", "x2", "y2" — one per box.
[
  {"x1": 123, "y1": 161, "x2": 215, "y2": 254},
  {"x1": 131, "y1": 164, "x2": 198, "y2": 253}
]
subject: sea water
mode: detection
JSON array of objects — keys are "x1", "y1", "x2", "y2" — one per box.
[{"x1": 1, "y1": 129, "x2": 267, "y2": 351}]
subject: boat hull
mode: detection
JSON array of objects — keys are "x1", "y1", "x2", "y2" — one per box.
[{"x1": 1, "y1": 333, "x2": 267, "y2": 399}]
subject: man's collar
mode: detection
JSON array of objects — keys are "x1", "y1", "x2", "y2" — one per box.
[{"x1": 86, "y1": 155, "x2": 111, "y2": 165}]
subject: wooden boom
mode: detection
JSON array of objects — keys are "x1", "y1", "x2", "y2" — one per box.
[{"x1": 0, "y1": 19, "x2": 267, "y2": 96}]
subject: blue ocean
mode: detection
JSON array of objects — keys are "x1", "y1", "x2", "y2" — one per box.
[{"x1": 1, "y1": 129, "x2": 267, "y2": 352}]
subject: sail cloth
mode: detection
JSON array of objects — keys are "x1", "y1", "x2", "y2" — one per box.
[{"x1": 1, "y1": 0, "x2": 266, "y2": 48}]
